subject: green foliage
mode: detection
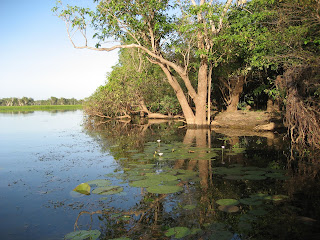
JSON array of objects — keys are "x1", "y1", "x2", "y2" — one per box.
[
  {"x1": 84, "y1": 48, "x2": 181, "y2": 117},
  {"x1": 0, "y1": 97, "x2": 82, "y2": 107},
  {"x1": 149, "y1": 95, "x2": 181, "y2": 115}
]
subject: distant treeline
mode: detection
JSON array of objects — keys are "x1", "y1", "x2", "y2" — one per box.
[{"x1": 0, "y1": 97, "x2": 83, "y2": 106}]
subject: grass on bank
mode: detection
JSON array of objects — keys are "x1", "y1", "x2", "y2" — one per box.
[{"x1": 0, "y1": 105, "x2": 83, "y2": 112}]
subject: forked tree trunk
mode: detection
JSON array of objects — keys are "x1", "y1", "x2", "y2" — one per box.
[
  {"x1": 157, "y1": 60, "x2": 209, "y2": 126},
  {"x1": 158, "y1": 63, "x2": 197, "y2": 125},
  {"x1": 226, "y1": 76, "x2": 245, "y2": 112}
]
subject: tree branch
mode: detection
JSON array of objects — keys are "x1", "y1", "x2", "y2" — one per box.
[{"x1": 212, "y1": 0, "x2": 233, "y2": 34}]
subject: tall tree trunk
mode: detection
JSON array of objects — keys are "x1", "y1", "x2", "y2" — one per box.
[
  {"x1": 207, "y1": 64, "x2": 213, "y2": 125},
  {"x1": 194, "y1": 60, "x2": 208, "y2": 126},
  {"x1": 226, "y1": 95, "x2": 240, "y2": 112}
]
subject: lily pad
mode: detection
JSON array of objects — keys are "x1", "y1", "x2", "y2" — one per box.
[
  {"x1": 216, "y1": 199, "x2": 239, "y2": 206},
  {"x1": 224, "y1": 168, "x2": 244, "y2": 175},
  {"x1": 191, "y1": 228, "x2": 202, "y2": 235},
  {"x1": 129, "y1": 179, "x2": 161, "y2": 188},
  {"x1": 147, "y1": 185, "x2": 183, "y2": 194},
  {"x1": 86, "y1": 179, "x2": 111, "y2": 187},
  {"x1": 239, "y1": 198, "x2": 263, "y2": 206},
  {"x1": 265, "y1": 173, "x2": 288, "y2": 180},
  {"x1": 241, "y1": 166, "x2": 261, "y2": 171},
  {"x1": 65, "y1": 230, "x2": 100, "y2": 240},
  {"x1": 73, "y1": 183, "x2": 90, "y2": 195},
  {"x1": 271, "y1": 195, "x2": 289, "y2": 201},
  {"x1": 243, "y1": 175, "x2": 267, "y2": 180},
  {"x1": 179, "y1": 173, "x2": 199, "y2": 181},
  {"x1": 100, "y1": 187, "x2": 124, "y2": 195},
  {"x1": 165, "y1": 227, "x2": 191, "y2": 239},
  {"x1": 245, "y1": 170, "x2": 266, "y2": 175},
  {"x1": 134, "y1": 164, "x2": 155, "y2": 169},
  {"x1": 145, "y1": 173, "x2": 178, "y2": 182},
  {"x1": 218, "y1": 205, "x2": 239, "y2": 213},
  {"x1": 224, "y1": 175, "x2": 244, "y2": 180},
  {"x1": 213, "y1": 167, "x2": 230, "y2": 175},
  {"x1": 177, "y1": 169, "x2": 197, "y2": 175},
  {"x1": 164, "y1": 180, "x2": 180, "y2": 186},
  {"x1": 127, "y1": 149, "x2": 139, "y2": 153},
  {"x1": 92, "y1": 186, "x2": 123, "y2": 195},
  {"x1": 69, "y1": 190, "x2": 86, "y2": 198},
  {"x1": 127, "y1": 175, "x2": 147, "y2": 181},
  {"x1": 249, "y1": 193, "x2": 270, "y2": 200}
]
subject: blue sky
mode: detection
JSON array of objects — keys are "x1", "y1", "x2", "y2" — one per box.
[{"x1": 0, "y1": 0, "x2": 119, "y2": 100}]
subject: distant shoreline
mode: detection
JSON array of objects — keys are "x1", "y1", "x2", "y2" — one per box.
[{"x1": 0, "y1": 105, "x2": 83, "y2": 112}]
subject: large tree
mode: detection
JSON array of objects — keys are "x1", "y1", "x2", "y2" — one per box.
[{"x1": 53, "y1": 0, "x2": 240, "y2": 126}]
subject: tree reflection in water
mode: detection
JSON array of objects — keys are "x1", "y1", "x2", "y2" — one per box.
[{"x1": 69, "y1": 119, "x2": 320, "y2": 240}]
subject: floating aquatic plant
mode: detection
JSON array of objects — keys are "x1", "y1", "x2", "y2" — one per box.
[
  {"x1": 216, "y1": 199, "x2": 239, "y2": 206},
  {"x1": 239, "y1": 198, "x2": 263, "y2": 206},
  {"x1": 183, "y1": 204, "x2": 196, "y2": 210},
  {"x1": 129, "y1": 179, "x2": 161, "y2": 188},
  {"x1": 145, "y1": 173, "x2": 178, "y2": 182},
  {"x1": 147, "y1": 185, "x2": 183, "y2": 194},
  {"x1": 92, "y1": 186, "x2": 123, "y2": 195},
  {"x1": 243, "y1": 175, "x2": 267, "y2": 180},
  {"x1": 223, "y1": 175, "x2": 244, "y2": 180},
  {"x1": 64, "y1": 230, "x2": 100, "y2": 240},
  {"x1": 218, "y1": 205, "x2": 239, "y2": 213},
  {"x1": 270, "y1": 195, "x2": 289, "y2": 201},
  {"x1": 165, "y1": 227, "x2": 191, "y2": 239},
  {"x1": 73, "y1": 183, "x2": 91, "y2": 195},
  {"x1": 210, "y1": 230, "x2": 233, "y2": 240}
]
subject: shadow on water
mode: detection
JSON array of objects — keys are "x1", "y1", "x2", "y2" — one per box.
[{"x1": 64, "y1": 119, "x2": 320, "y2": 240}]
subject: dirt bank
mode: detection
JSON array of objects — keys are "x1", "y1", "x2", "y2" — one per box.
[{"x1": 211, "y1": 111, "x2": 283, "y2": 131}]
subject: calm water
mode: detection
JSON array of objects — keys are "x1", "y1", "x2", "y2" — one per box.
[{"x1": 0, "y1": 111, "x2": 319, "y2": 240}]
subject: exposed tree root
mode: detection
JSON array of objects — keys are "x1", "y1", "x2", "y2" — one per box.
[{"x1": 283, "y1": 66, "x2": 320, "y2": 149}]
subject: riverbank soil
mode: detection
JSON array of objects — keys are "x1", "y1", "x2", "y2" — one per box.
[{"x1": 211, "y1": 110, "x2": 283, "y2": 131}]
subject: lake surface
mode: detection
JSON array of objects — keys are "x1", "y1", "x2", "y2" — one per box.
[{"x1": 0, "y1": 111, "x2": 319, "y2": 240}]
